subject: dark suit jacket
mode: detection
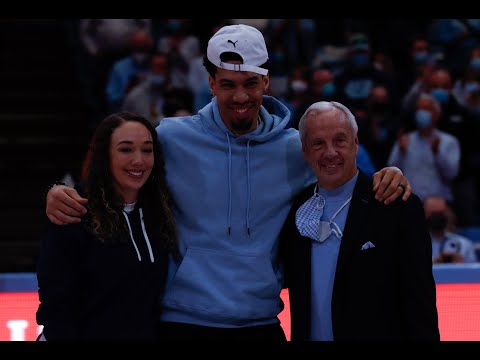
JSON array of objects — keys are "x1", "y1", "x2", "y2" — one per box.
[{"x1": 280, "y1": 171, "x2": 440, "y2": 341}]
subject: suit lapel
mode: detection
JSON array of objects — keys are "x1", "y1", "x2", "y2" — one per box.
[{"x1": 336, "y1": 172, "x2": 373, "y2": 273}]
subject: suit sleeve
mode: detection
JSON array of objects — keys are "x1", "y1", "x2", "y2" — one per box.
[
  {"x1": 36, "y1": 222, "x2": 85, "y2": 340},
  {"x1": 279, "y1": 208, "x2": 295, "y2": 289},
  {"x1": 399, "y1": 195, "x2": 441, "y2": 340}
]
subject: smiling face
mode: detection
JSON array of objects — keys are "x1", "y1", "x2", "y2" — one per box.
[
  {"x1": 302, "y1": 107, "x2": 358, "y2": 190},
  {"x1": 110, "y1": 121, "x2": 154, "y2": 204},
  {"x1": 209, "y1": 65, "x2": 268, "y2": 135}
]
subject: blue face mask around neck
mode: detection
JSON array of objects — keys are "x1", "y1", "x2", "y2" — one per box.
[{"x1": 295, "y1": 186, "x2": 352, "y2": 242}]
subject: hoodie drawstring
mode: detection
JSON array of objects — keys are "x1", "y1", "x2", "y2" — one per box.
[
  {"x1": 226, "y1": 132, "x2": 232, "y2": 235},
  {"x1": 139, "y1": 208, "x2": 155, "y2": 262},
  {"x1": 246, "y1": 140, "x2": 251, "y2": 236},
  {"x1": 122, "y1": 208, "x2": 155, "y2": 262},
  {"x1": 225, "y1": 133, "x2": 252, "y2": 237}
]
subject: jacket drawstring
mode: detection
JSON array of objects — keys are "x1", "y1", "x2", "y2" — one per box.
[{"x1": 122, "y1": 208, "x2": 155, "y2": 262}]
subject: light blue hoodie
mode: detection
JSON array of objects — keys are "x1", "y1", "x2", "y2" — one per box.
[{"x1": 156, "y1": 95, "x2": 315, "y2": 327}]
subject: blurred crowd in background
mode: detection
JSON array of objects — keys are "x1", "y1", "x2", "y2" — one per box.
[{"x1": 62, "y1": 19, "x2": 480, "y2": 263}]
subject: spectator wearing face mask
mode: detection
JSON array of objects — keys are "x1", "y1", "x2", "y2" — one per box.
[
  {"x1": 311, "y1": 68, "x2": 337, "y2": 101},
  {"x1": 387, "y1": 93, "x2": 461, "y2": 203},
  {"x1": 427, "y1": 19, "x2": 478, "y2": 78},
  {"x1": 267, "y1": 43, "x2": 290, "y2": 98},
  {"x1": 334, "y1": 33, "x2": 398, "y2": 121},
  {"x1": 282, "y1": 66, "x2": 316, "y2": 130},
  {"x1": 74, "y1": 20, "x2": 153, "y2": 124},
  {"x1": 122, "y1": 53, "x2": 172, "y2": 127},
  {"x1": 397, "y1": 37, "x2": 440, "y2": 103},
  {"x1": 426, "y1": 68, "x2": 478, "y2": 227},
  {"x1": 157, "y1": 19, "x2": 201, "y2": 90},
  {"x1": 424, "y1": 195, "x2": 477, "y2": 264},
  {"x1": 187, "y1": 21, "x2": 229, "y2": 114},
  {"x1": 105, "y1": 30, "x2": 154, "y2": 113},
  {"x1": 286, "y1": 67, "x2": 377, "y2": 178},
  {"x1": 264, "y1": 19, "x2": 317, "y2": 69},
  {"x1": 452, "y1": 47, "x2": 480, "y2": 109},
  {"x1": 360, "y1": 85, "x2": 401, "y2": 170}
]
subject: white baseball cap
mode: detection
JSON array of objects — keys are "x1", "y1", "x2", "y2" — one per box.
[{"x1": 207, "y1": 24, "x2": 269, "y2": 76}]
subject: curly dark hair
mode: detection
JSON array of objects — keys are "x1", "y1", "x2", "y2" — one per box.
[{"x1": 83, "y1": 111, "x2": 178, "y2": 256}]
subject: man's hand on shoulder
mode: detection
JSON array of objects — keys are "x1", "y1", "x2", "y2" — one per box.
[
  {"x1": 372, "y1": 166, "x2": 412, "y2": 205},
  {"x1": 46, "y1": 185, "x2": 88, "y2": 225}
]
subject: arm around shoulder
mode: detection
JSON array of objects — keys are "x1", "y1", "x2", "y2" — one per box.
[{"x1": 46, "y1": 184, "x2": 88, "y2": 225}]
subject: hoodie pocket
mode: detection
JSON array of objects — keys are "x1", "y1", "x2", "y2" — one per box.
[{"x1": 162, "y1": 247, "x2": 283, "y2": 325}]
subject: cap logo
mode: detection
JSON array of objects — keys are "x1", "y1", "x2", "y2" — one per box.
[
  {"x1": 207, "y1": 24, "x2": 269, "y2": 76},
  {"x1": 227, "y1": 39, "x2": 238, "y2": 48}
]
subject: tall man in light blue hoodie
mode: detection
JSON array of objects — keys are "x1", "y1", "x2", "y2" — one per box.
[{"x1": 45, "y1": 24, "x2": 411, "y2": 342}]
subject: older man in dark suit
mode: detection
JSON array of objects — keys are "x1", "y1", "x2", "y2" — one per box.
[{"x1": 280, "y1": 101, "x2": 440, "y2": 341}]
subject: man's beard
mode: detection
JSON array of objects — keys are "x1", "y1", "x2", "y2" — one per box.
[{"x1": 231, "y1": 117, "x2": 254, "y2": 133}]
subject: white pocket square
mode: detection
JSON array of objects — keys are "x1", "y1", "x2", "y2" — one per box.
[{"x1": 361, "y1": 241, "x2": 375, "y2": 250}]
